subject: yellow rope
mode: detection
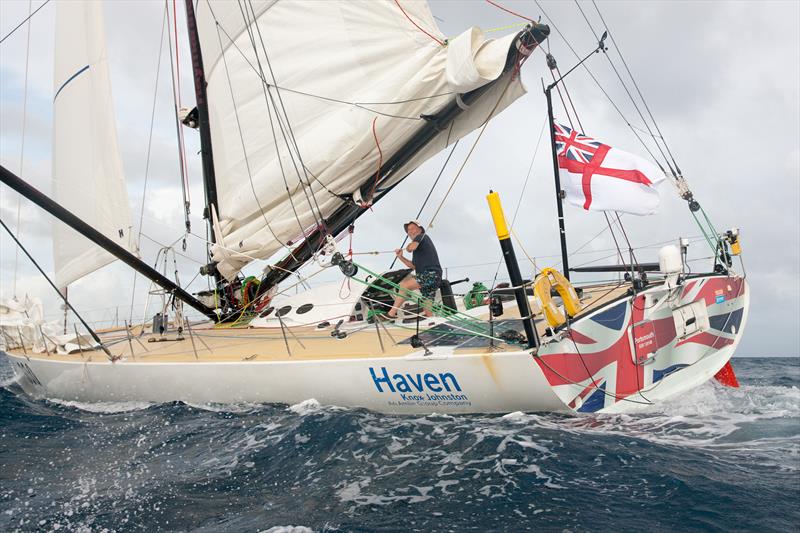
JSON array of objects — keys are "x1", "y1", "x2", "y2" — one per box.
[{"x1": 510, "y1": 226, "x2": 541, "y2": 275}]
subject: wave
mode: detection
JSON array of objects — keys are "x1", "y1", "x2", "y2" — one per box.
[{"x1": 47, "y1": 398, "x2": 154, "y2": 413}]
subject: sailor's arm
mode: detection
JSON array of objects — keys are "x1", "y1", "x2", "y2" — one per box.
[{"x1": 394, "y1": 249, "x2": 415, "y2": 269}]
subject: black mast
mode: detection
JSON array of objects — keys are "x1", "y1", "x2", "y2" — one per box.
[
  {"x1": 257, "y1": 23, "x2": 551, "y2": 295},
  {"x1": 545, "y1": 85, "x2": 570, "y2": 280},
  {"x1": 544, "y1": 33, "x2": 608, "y2": 281},
  {"x1": 183, "y1": 0, "x2": 219, "y2": 244},
  {"x1": 0, "y1": 165, "x2": 218, "y2": 321}
]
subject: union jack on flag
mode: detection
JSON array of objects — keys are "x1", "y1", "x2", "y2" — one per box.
[
  {"x1": 554, "y1": 123, "x2": 602, "y2": 164},
  {"x1": 553, "y1": 121, "x2": 665, "y2": 216}
]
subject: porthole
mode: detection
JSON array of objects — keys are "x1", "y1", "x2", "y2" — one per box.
[
  {"x1": 276, "y1": 305, "x2": 292, "y2": 317},
  {"x1": 259, "y1": 306, "x2": 274, "y2": 318},
  {"x1": 297, "y1": 303, "x2": 314, "y2": 315}
]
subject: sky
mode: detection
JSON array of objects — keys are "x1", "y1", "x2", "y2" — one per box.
[{"x1": 0, "y1": 0, "x2": 798, "y2": 357}]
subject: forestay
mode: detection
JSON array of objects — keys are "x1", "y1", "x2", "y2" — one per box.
[
  {"x1": 52, "y1": 0, "x2": 135, "y2": 289},
  {"x1": 196, "y1": 0, "x2": 532, "y2": 280}
]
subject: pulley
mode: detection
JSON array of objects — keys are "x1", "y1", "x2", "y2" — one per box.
[{"x1": 331, "y1": 252, "x2": 358, "y2": 277}]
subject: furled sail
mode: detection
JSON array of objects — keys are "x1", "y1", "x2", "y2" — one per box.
[
  {"x1": 196, "y1": 0, "x2": 539, "y2": 280},
  {"x1": 52, "y1": 0, "x2": 134, "y2": 289}
]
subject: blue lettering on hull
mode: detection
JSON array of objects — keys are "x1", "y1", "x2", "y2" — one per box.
[{"x1": 369, "y1": 367, "x2": 470, "y2": 407}]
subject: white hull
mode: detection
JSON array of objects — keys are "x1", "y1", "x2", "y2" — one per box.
[{"x1": 3, "y1": 274, "x2": 749, "y2": 414}]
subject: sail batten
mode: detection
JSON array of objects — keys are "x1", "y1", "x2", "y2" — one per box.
[
  {"x1": 52, "y1": 0, "x2": 135, "y2": 289},
  {"x1": 196, "y1": 0, "x2": 542, "y2": 280}
]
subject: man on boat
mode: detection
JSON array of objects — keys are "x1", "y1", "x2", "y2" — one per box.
[{"x1": 384, "y1": 220, "x2": 442, "y2": 320}]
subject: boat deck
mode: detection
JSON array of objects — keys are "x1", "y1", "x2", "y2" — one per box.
[{"x1": 5, "y1": 283, "x2": 629, "y2": 363}]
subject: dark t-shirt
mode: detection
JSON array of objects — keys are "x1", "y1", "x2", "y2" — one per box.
[{"x1": 412, "y1": 233, "x2": 442, "y2": 273}]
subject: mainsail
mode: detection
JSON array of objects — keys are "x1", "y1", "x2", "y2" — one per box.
[
  {"x1": 195, "y1": 0, "x2": 542, "y2": 280},
  {"x1": 52, "y1": 0, "x2": 134, "y2": 289}
]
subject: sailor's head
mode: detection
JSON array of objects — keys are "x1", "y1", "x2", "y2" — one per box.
[{"x1": 403, "y1": 219, "x2": 424, "y2": 237}]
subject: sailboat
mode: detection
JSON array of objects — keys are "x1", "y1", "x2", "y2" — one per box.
[{"x1": 0, "y1": 0, "x2": 748, "y2": 414}]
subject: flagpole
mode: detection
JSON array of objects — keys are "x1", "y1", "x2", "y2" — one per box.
[
  {"x1": 543, "y1": 32, "x2": 608, "y2": 281},
  {"x1": 545, "y1": 86, "x2": 571, "y2": 280}
]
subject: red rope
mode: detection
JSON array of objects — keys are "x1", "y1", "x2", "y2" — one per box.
[
  {"x1": 394, "y1": 0, "x2": 445, "y2": 46},
  {"x1": 485, "y1": 0, "x2": 534, "y2": 23}
]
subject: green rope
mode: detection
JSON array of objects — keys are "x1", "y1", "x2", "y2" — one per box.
[
  {"x1": 700, "y1": 206, "x2": 720, "y2": 237},
  {"x1": 348, "y1": 260, "x2": 491, "y2": 329},
  {"x1": 691, "y1": 209, "x2": 717, "y2": 253}
]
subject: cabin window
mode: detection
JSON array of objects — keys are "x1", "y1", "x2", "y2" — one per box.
[
  {"x1": 297, "y1": 303, "x2": 314, "y2": 314},
  {"x1": 259, "y1": 306, "x2": 274, "y2": 318},
  {"x1": 276, "y1": 305, "x2": 292, "y2": 317}
]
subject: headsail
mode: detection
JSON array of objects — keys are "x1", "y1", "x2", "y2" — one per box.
[
  {"x1": 52, "y1": 0, "x2": 134, "y2": 289},
  {"x1": 195, "y1": 0, "x2": 545, "y2": 280}
]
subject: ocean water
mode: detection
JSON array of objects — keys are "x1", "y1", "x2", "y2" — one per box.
[{"x1": 0, "y1": 357, "x2": 797, "y2": 533}]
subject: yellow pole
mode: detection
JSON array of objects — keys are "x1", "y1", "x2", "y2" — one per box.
[
  {"x1": 486, "y1": 190, "x2": 510, "y2": 240},
  {"x1": 485, "y1": 190, "x2": 538, "y2": 348}
]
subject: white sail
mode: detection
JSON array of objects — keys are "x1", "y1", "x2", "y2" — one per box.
[
  {"x1": 52, "y1": 0, "x2": 134, "y2": 289},
  {"x1": 196, "y1": 0, "x2": 530, "y2": 280}
]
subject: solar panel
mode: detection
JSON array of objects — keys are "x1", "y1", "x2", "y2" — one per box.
[{"x1": 399, "y1": 319, "x2": 534, "y2": 349}]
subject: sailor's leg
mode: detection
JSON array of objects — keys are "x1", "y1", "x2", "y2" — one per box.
[{"x1": 387, "y1": 276, "x2": 419, "y2": 317}]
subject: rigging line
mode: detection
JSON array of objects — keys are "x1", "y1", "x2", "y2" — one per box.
[
  {"x1": 172, "y1": 1, "x2": 192, "y2": 207},
  {"x1": 165, "y1": 0, "x2": 192, "y2": 234},
  {"x1": 567, "y1": 4, "x2": 641, "y2": 268},
  {"x1": 190, "y1": 18, "x2": 444, "y2": 119},
  {"x1": 198, "y1": 7, "x2": 336, "y2": 220},
  {"x1": 0, "y1": 217, "x2": 114, "y2": 359},
  {"x1": 603, "y1": 212, "x2": 626, "y2": 266},
  {"x1": 491, "y1": 114, "x2": 548, "y2": 285},
  {"x1": 591, "y1": 0, "x2": 682, "y2": 176},
  {"x1": 532, "y1": 0, "x2": 664, "y2": 169},
  {"x1": 195, "y1": 17, "x2": 340, "y2": 204},
  {"x1": 574, "y1": 1, "x2": 676, "y2": 178},
  {"x1": 210, "y1": 20, "x2": 294, "y2": 258},
  {"x1": 389, "y1": 124, "x2": 459, "y2": 270},
  {"x1": 485, "y1": 0, "x2": 534, "y2": 23},
  {"x1": 393, "y1": 0, "x2": 446, "y2": 46},
  {"x1": 548, "y1": 68, "x2": 575, "y2": 130},
  {"x1": 614, "y1": 211, "x2": 639, "y2": 265},
  {"x1": 237, "y1": 0, "x2": 319, "y2": 225},
  {"x1": 428, "y1": 73, "x2": 517, "y2": 228},
  {"x1": 554, "y1": 67, "x2": 582, "y2": 131},
  {"x1": 361, "y1": 117, "x2": 385, "y2": 206},
  {"x1": 139, "y1": 233, "x2": 204, "y2": 266},
  {"x1": 12, "y1": 0, "x2": 33, "y2": 299},
  {"x1": 235, "y1": 1, "x2": 310, "y2": 245},
  {"x1": 130, "y1": 4, "x2": 169, "y2": 324},
  {"x1": 168, "y1": 0, "x2": 191, "y2": 210},
  {"x1": 244, "y1": 0, "x2": 327, "y2": 235},
  {"x1": 0, "y1": 0, "x2": 50, "y2": 45}
]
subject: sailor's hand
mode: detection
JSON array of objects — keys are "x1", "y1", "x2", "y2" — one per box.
[{"x1": 394, "y1": 248, "x2": 403, "y2": 258}]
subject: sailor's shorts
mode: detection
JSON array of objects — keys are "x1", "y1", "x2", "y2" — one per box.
[{"x1": 415, "y1": 269, "x2": 442, "y2": 300}]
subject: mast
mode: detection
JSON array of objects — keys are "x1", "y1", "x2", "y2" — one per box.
[
  {"x1": 257, "y1": 23, "x2": 551, "y2": 295},
  {"x1": 183, "y1": 0, "x2": 219, "y2": 244},
  {"x1": 545, "y1": 86, "x2": 571, "y2": 280},
  {"x1": 0, "y1": 165, "x2": 218, "y2": 321},
  {"x1": 543, "y1": 33, "x2": 608, "y2": 281}
]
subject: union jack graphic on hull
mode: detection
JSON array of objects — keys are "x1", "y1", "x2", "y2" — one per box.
[{"x1": 534, "y1": 274, "x2": 748, "y2": 413}]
